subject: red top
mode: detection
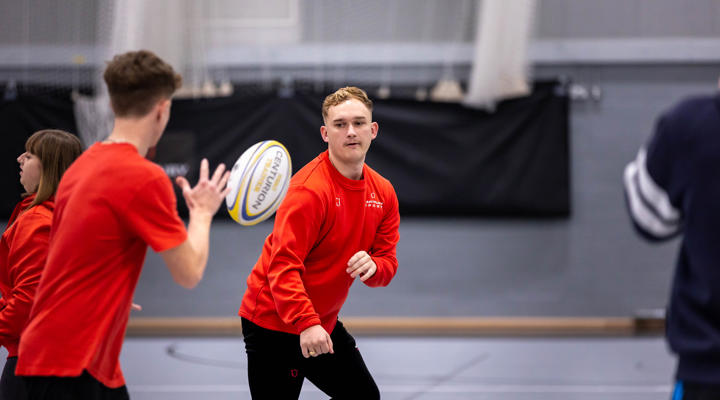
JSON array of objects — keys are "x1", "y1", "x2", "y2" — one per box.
[
  {"x1": 17, "y1": 143, "x2": 187, "y2": 388},
  {"x1": 239, "y1": 151, "x2": 400, "y2": 335},
  {"x1": 0, "y1": 195, "x2": 52, "y2": 358}
]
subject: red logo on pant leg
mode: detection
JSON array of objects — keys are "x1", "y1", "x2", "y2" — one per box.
[{"x1": 290, "y1": 369, "x2": 298, "y2": 378}]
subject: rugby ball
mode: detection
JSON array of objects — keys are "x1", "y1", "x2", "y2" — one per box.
[{"x1": 226, "y1": 140, "x2": 292, "y2": 226}]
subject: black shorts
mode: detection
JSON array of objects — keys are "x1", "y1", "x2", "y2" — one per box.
[
  {"x1": 0, "y1": 356, "x2": 27, "y2": 400},
  {"x1": 24, "y1": 370, "x2": 129, "y2": 400}
]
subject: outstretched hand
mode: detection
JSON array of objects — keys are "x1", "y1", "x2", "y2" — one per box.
[{"x1": 175, "y1": 158, "x2": 231, "y2": 217}]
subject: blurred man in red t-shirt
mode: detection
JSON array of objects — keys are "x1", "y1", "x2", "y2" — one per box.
[{"x1": 17, "y1": 50, "x2": 230, "y2": 400}]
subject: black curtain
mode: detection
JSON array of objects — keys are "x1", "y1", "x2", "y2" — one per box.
[
  {"x1": 0, "y1": 81, "x2": 569, "y2": 218},
  {"x1": 0, "y1": 89, "x2": 78, "y2": 217},
  {"x1": 160, "y1": 80, "x2": 569, "y2": 218}
]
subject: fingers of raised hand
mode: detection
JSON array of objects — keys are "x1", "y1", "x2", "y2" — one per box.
[
  {"x1": 193, "y1": 162, "x2": 229, "y2": 195},
  {"x1": 175, "y1": 176, "x2": 190, "y2": 191},
  {"x1": 211, "y1": 163, "x2": 226, "y2": 184},
  {"x1": 175, "y1": 176, "x2": 196, "y2": 208},
  {"x1": 199, "y1": 158, "x2": 209, "y2": 181},
  {"x1": 219, "y1": 171, "x2": 231, "y2": 196}
]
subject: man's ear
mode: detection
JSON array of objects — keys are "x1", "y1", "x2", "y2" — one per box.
[
  {"x1": 155, "y1": 101, "x2": 164, "y2": 122},
  {"x1": 157, "y1": 99, "x2": 170, "y2": 122},
  {"x1": 320, "y1": 125, "x2": 329, "y2": 143}
]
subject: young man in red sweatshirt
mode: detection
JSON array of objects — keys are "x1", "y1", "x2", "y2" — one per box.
[
  {"x1": 239, "y1": 86, "x2": 400, "y2": 399},
  {"x1": 16, "y1": 50, "x2": 230, "y2": 400}
]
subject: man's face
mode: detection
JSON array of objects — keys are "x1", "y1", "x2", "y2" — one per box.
[{"x1": 321, "y1": 98, "x2": 378, "y2": 165}]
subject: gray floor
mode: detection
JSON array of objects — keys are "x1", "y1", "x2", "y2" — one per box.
[{"x1": 66, "y1": 335, "x2": 679, "y2": 400}]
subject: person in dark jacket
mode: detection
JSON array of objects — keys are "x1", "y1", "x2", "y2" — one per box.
[{"x1": 624, "y1": 82, "x2": 720, "y2": 399}]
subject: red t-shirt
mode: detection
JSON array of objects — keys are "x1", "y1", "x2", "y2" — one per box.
[
  {"x1": 16, "y1": 143, "x2": 187, "y2": 388},
  {"x1": 0, "y1": 195, "x2": 53, "y2": 357},
  {"x1": 239, "y1": 150, "x2": 400, "y2": 335}
]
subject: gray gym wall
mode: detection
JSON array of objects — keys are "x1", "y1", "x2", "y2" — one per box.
[{"x1": 2, "y1": 0, "x2": 719, "y2": 318}]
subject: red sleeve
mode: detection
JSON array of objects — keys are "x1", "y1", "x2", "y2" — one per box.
[
  {"x1": 267, "y1": 187, "x2": 324, "y2": 333},
  {"x1": 124, "y1": 175, "x2": 187, "y2": 252},
  {"x1": 0, "y1": 211, "x2": 50, "y2": 342},
  {"x1": 364, "y1": 183, "x2": 400, "y2": 287}
]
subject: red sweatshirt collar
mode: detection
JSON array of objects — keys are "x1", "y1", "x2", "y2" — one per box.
[
  {"x1": 7, "y1": 194, "x2": 55, "y2": 228},
  {"x1": 321, "y1": 151, "x2": 366, "y2": 191}
]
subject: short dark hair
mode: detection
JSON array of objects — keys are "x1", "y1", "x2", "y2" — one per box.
[
  {"x1": 24, "y1": 129, "x2": 83, "y2": 209},
  {"x1": 103, "y1": 50, "x2": 182, "y2": 117}
]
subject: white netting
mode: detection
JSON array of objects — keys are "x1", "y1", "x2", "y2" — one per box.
[
  {"x1": 75, "y1": 0, "x2": 222, "y2": 145},
  {"x1": 71, "y1": 93, "x2": 114, "y2": 147},
  {"x1": 463, "y1": 0, "x2": 537, "y2": 110},
  {"x1": 4, "y1": 0, "x2": 539, "y2": 142}
]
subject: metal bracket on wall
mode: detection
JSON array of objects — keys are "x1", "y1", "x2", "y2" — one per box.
[{"x1": 568, "y1": 83, "x2": 602, "y2": 102}]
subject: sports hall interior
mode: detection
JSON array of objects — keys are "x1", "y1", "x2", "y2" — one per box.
[{"x1": 1, "y1": 1, "x2": 718, "y2": 398}]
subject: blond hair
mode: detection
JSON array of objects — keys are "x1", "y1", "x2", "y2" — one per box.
[{"x1": 321, "y1": 86, "x2": 373, "y2": 121}]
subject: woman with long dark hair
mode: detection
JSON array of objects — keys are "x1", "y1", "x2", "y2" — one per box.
[{"x1": 0, "y1": 129, "x2": 83, "y2": 399}]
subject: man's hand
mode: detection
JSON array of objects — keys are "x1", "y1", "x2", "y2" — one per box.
[
  {"x1": 175, "y1": 158, "x2": 231, "y2": 217},
  {"x1": 300, "y1": 325, "x2": 334, "y2": 358},
  {"x1": 164, "y1": 158, "x2": 231, "y2": 289},
  {"x1": 346, "y1": 251, "x2": 377, "y2": 282}
]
